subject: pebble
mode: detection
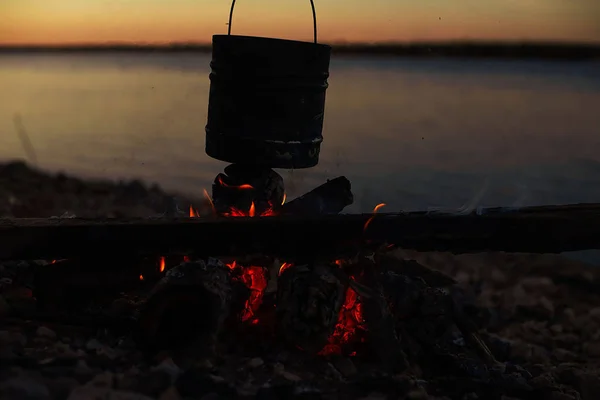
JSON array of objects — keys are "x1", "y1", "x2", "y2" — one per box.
[
  {"x1": 85, "y1": 338, "x2": 103, "y2": 351},
  {"x1": 0, "y1": 376, "x2": 51, "y2": 400},
  {"x1": 490, "y1": 269, "x2": 507, "y2": 285},
  {"x1": 68, "y1": 386, "x2": 154, "y2": 400},
  {"x1": 73, "y1": 360, "x2": 94, "y2": 379},
  {"x1": 331, "y1": 356, "x2": 357, "y2": 377},
  {"x1": 358, "y1": 393, "x2": 387, "y2": 400},
  {"x1": 152, "y1": 358, "x2": 181, "y2": 383},
  {"x1": 407, "y1": 388, "x2": 429, "y2": 399},
  {"x1": 247, "y1": 357, "x2": 264, "y2": 368},
  {"x1": 45, "y1": 377, "x2": 79, "y2": 400},
  {"x1": 158, "y1": 386, "x2": 182, "y2": 400},
  {"x1": 589, "y1": 307, "x2": 600, "y2": 320},
  {"x1": 273, "y1": 363, "x2": 302, "y2": 382},
  {"x1": 36, "y1": 326, "x2": 57, "y2": 340},
  {"x1": 0, "y1": 295, "x2": 10, "y2": 317},
  {"x1": 582, "y1": 342, "x2": 600, "y2": 358},
  {"x1": 87, "y1": 371, "x2": 115, "y2": 388}
]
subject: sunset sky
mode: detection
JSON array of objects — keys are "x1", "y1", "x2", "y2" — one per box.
[{"x1": 1, "y1": 0, "x2": 599, "y2": 45}]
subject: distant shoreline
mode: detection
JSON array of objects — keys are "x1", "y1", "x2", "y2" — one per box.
[{"x1": 1, "y1": 42, "x2": 599, "y2": 61}]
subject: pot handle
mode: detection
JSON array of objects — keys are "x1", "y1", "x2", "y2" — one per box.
[{"x1": 227, "y1": 0, "x2": 318, "y2": 44}]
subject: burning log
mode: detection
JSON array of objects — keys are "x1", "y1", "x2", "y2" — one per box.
[
  {"x1": 2, "y1": 202, "x2": 600, "y2": 261},
  {"x1": 135, "y1": 259, "x2": 235, "y2": 360},
  {"x1": 280, "y1": 176, "x2": 353, "y2": 215},
  {"x1": 276, "y1": 262, "x2": 347, "y2": 354}
]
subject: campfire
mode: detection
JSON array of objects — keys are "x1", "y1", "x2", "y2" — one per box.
[
  {"x1": 2, "y1": 168, "x2": 599, "y2": 399},
  {"x1": 139, "y1": 166, "x2": 374, "y2": 360}
]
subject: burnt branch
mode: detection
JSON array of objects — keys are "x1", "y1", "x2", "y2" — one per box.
[
  {"x1": 276, "y1": 263, "x2": 347, "y2": 354},
  {"x1": 135, "y1": 259, "x2": 234, "y2": 360},
  {"x1": 1, "y1": 203, "x2": 600, "y2": 260},
  {"x1": 280, "y1": 176, "x2": 353, "y2": 216}
]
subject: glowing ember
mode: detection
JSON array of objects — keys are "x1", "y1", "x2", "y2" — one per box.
[
  {"x1": 189, "y1": 205, "x2": 199, "y2": 217},
  {"x1": 281, "y1": 192, "x2": 287, "y2": 205},
  {"x1": 226, "y1": 261, "x2": 268, "y2": 322},
  {"x1": 319, "y1": 283, "x2": 365, "y2": 356},
  {"x1": 222, "y1": 202, "x2": 277, "y2": 217},
  {"x1": 217, "y1": 176, "x2": 254, "y2": 190},
  {"x1": 279, "y1": 262, "x2": 293, "y2": 276},
  {"x1": 363, "y1": 203, "x2": 386, "y2": 232},
  {"x1": 202, "y1": 189, "x2": 216, "y2": 214},
  {"x1": 139, "y1": 274, "x2": 144, "y2": 281},
  {"x1": 159, "y1": 257, "x2": 166, "y2": 273}
]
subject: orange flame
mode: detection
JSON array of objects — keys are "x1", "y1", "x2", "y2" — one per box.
[
  {"x1": 217, "y1": 176, "x2": 254, "y2": 190},
  {"x1": 189, "y1": 205, "x2": 198, "y2": 217},
  {"x1": 281, "y1": 193, "x2": 287, "y2": 205},
  {"x1": 159, "y1": 256, "x2": 166, "y2": 273},
  {"x1": 222, "y1": 204, "x2": 276, "y2": 217},
  {"x1": 279, "y1": 262, "x2": 293, "y2": 276},
  {"x1": 202, "y1": 189, "x2": 216, "y2": 215},
  {"x1": 363, "y1": 203, "x2": 386, "y2": 232},
  {"x1": 139, "y1": 274, "x2": 144, "y2": 281}
]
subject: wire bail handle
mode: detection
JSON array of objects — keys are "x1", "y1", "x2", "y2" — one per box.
[{"x1": 227, "y1": 0, "x2": 318, "y2": 44}]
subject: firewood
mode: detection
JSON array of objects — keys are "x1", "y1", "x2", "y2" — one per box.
[
  {"x1": 1, "y1": 202, "x2": 600, "y2": 261},
  {"x1": 280, "y1": 176, "x2": 353, "y2": 215},
  {"x1": 135, "y1": 259, "x2": 235, "y2": 360},
  {"x1": 276, "y1": 262, "x2": 347, "y2": 354}
]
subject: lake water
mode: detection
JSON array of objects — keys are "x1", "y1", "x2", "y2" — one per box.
[{"x1": 1, "y1": 53, "x2": 600, "y2": 214}]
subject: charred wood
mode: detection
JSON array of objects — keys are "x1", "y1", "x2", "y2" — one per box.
[
  {"x1": 135, "y1": 259, "x2": 234, "y2": 361},
  {"x1": 280, "y1": 176, "x2": 353, "y2": 216},
  {"x1": 276, "y1": 263, "x2": 347, "y2": 354},
  {"x1": 352, "y1": 256, "x2": 409, "y2": 371},
  {"x1": 1, "y1": 202, "x2": 600, "y2": 261}
]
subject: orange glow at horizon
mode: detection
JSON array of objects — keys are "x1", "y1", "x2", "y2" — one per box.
[{"x1": 1, "y1": 0, "x2": 599, "y2": 45}]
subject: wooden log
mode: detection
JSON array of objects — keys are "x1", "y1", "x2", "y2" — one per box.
[
  {"x1": 1, "y1": 202, "x2": 600, "y2": 261},
  {"x1": 280, "y1": 176, "x2": 353, "y2": 216},
  {"x1": 276, "y1": 262, "x2": 347, "y2": 354},
  {"x1": 136, "y1": 259, "x2": 235, "y2": 359}
]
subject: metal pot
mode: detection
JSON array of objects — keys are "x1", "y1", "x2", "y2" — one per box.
[{"x1": 205, "y1": 0, "x2": 331, "y2": 169}]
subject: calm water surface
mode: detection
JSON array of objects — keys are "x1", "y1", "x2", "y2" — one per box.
[{"x1": 1, "y1": 53, "x2": 600, "y2": 213}]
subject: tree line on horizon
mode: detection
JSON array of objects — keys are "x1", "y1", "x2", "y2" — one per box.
[{"x1": 0, "y1": 41, "x2": 598, "y2": 60}]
